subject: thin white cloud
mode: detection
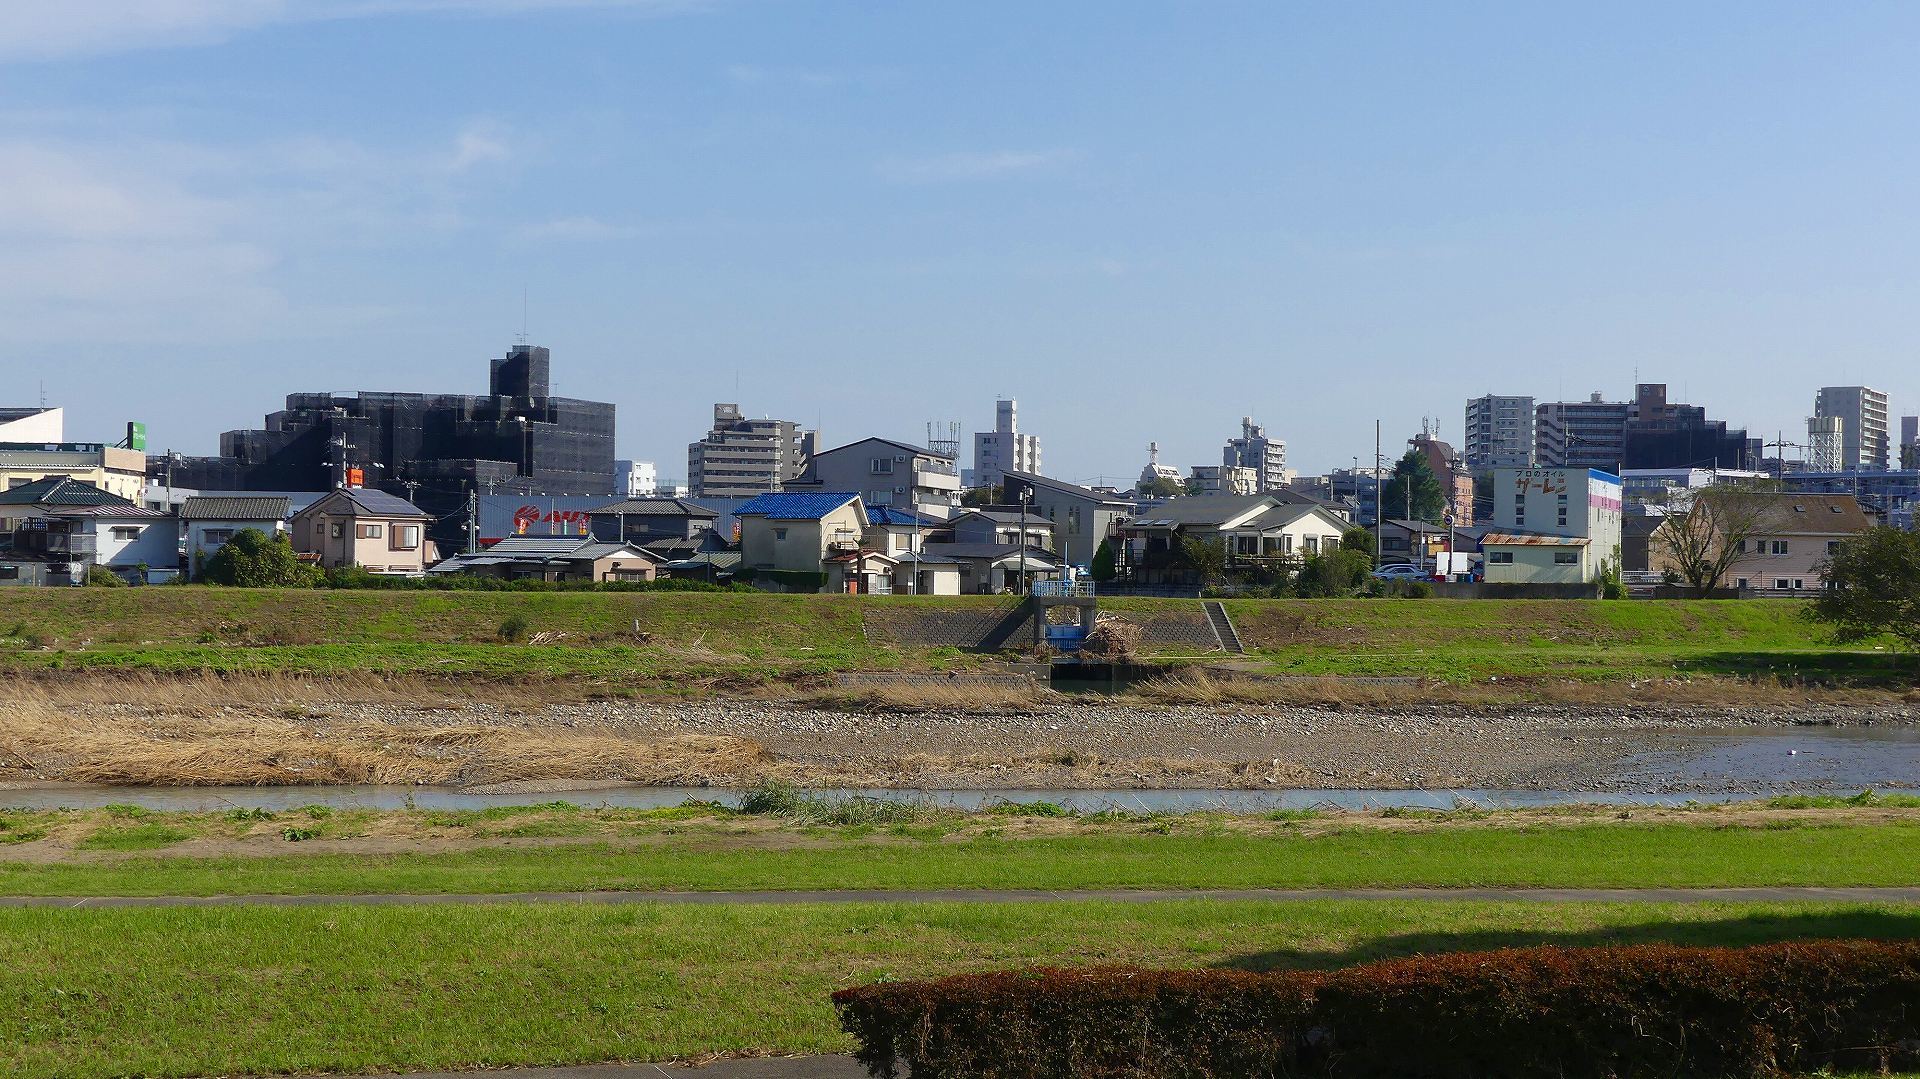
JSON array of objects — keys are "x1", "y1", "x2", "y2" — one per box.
[
  {"x1": 877, "y1": 149, "x2": 1079, "y2": 183},
  {"x1": 515, "y1": 215, "x2": 642, "y2": 242},
  {"x1": 0, "y1": 118, "x2": 515, "y2": 344},
  {"x1": 0, "y1": 0, "x2": 706, "y2": 62}
]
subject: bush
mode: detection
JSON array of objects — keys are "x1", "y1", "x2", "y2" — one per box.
[
  {"x1": 199, "y1": 529, "x2": 322, "y2": 588},
  {"x1": 322, "y1": 566, "x2": 745, "y2": 592},
  {"x1": 834, "y1": 940, "x2": 1920, "y2": 1079},
  {"x1": 497, "y1": 614, "x2": 530, "y2": 642},
  {"x1": 84, "y1": 566, "x2": 127, "y2": 587}
]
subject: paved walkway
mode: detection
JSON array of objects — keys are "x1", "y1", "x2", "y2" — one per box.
[
  {"x1": 12, "y1": 885, "x2": 1920, "y2": 909},
  {"x1": 339, "y1": 1058, "x2": 864, "y2": 1079}
]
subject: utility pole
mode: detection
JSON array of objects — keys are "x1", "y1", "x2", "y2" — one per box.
[
  {"x1": 1017, "y1": 487, "x2": 1029, "y2": 594},
  {"x1": 466, "y1": 486, "x2": 478, "y2": 554},
  {"x1": 1374, "y1": 420, "x2": 1383, "y2": 565}
]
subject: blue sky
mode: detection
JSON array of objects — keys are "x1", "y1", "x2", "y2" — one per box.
[{"x1": 6, "y1": 1, "x2": 1919, "y2": 484}]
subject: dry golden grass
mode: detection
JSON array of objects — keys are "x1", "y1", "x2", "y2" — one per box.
[
  {"x1": 0, "y1": 688, "x2": 769, "y2": 787},
  {"x1": 1126, "y1": 666, "x2": 1915, "y2": 711}
]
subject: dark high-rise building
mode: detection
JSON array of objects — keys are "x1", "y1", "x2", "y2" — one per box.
[
  {"x1": 1620, "y1": 383, "x2": 1754, "y2": 471},
  {"x1": 168, "y1": 343, "x2": 615, "y2": 546}
]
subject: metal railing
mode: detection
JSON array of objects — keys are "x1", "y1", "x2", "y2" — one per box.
[{"x1": 1031, "y1": 580, "x2": 1095, "y2": 598}]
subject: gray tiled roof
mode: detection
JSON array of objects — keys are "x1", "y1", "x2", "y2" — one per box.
[
  {"x1": 180, "y1": 495, "x2": 291, "y2": 521},
  {"x1": 590, "y1": 498, "x2": 719, "y2": 518}
]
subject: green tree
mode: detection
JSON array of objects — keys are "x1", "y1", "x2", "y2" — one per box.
[
  {"x1": 1138, "y1": 475, "x2": 1184, "y2": 499},
  {"x1": 1178, "y1": 535, "x2": 1228, "y2": 585},
  {"x1": 199, "y1": 529, "x2": 322, "y2": 588},
  {"x1": 1380, "y1": 449, "x2": 1446, "y2": 522},
  {"x1": 1295, "y1": 549, "x2": 1373, "y2": 597},
  {"x1": 1340, "y1": 526, "x2": 1375, "y2": 555},
  {"x1": 1807, "y1": 527, "x2": 1920, "y2": 650},
  {"x1": 961, "y1": 484, "x2": 1001, "y2": 507},
  {"x1": 1090, "y1": 538, "x2": 1118, "y2": 583}
]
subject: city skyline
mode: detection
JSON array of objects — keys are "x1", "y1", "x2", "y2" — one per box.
[{"x1": 7, "y1": 2, "x2": 1920, "y2": 480}]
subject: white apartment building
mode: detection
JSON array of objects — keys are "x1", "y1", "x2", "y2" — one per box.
[
  {"x1": 1463, "y1": 395, "x2": 1534, "y2": 472},
  {"x1": 970, "y1": 398, "x2": 1041, "y2": 488},
  {"x1": 1814, "y1": 386, "x2": 1890, "y2": 471},
  {"x1": 1222, "y1": 416, "x2": 1287, "y2": 492},
  {"x1": 616, "y1": 460, "x2": 659, "y2": 497}
]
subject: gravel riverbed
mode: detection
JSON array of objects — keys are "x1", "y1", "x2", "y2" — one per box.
[{"x1": 287, "y1": 698, "x2": 1920, "y2": 794}]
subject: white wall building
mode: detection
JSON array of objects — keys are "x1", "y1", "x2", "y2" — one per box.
[
  {"x1": 970, "y1": 399, "x2": 1041, "y2": 489},
  {"x1": 1482, "y1": 467, "x2": 1624, "y2": 585},
  {"x1": 616, "y1": 460, "x2": 659, "y2": 497},
  {"x1": 0, "y1": 407, "x2": 64, "y2": 442}
]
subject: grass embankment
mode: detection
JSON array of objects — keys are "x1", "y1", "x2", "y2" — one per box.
[
  {"x1": 4, "y1": 800, "x2": 1918, "y2": 896},
  {"x1": 0, "y1": 589, "x2": 1907, "y2": 691},
  {"x1": 4, "y1": 899, "x2": 1917, "y2": 1078}
]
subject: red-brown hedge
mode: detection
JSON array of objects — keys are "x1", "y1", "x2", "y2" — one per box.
[{"x1": 832, "y1": 940, "x2": 1920, "y2": 1078}]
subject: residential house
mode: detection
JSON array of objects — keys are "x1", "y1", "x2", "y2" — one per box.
[
  {"x1": 940, "y1": 509, "x2": 1055, "y2": 551},
  {"x1": 1480, "y1": 468, "x2": 1624, "y2": 585},
  {"x1": 862, "y1": 506, "x2": 963, "y2": 595},
  {"x1": 734, "y1": 491, "x2": 869, "y2": 592},
  {"x1": 789, "y1": 437, "x2": 962, "y2": 518},
  {"x1": 1648, "y1": 493, "x2": 1872, "y2": 595},
  {"x1": 293, "y1": 488, "x2": 436, "y2": 575},
  {"x1": 1000, "y1": 470, "x2": 1134, "y2": 570},
  {"x1": 1115, "y1": 495, "x2": 1351, "y2": 586},
  {"x1": 588, "y1": 498, "x2": 719, "y2": 546},
  {"x1": 179, "y1": 495, "x2": 291, "y2": 579},
  {"x1": 429, "y1": 535, "x2": 661, "y2": 582},
  {"x1": 1376, "y1": 519, "x2": 1450, "y2": 567},
  {"x1": 919, "y1": 542, "x2": 1061, "y2": 594},
  {"x1": 0, "y1": 477, "x2": 178, "y2": 585}
]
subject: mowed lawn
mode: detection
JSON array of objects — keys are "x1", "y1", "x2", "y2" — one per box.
[
  {"x1": 4, "y1": 816, "x2": 1919, "y2": 896},
  {"x1": 5, "y1": 899, "x2": 1918, "y2": 1079},
  {"x1": 0, "y1": 588, "x2": 1901, "y2": 684}
]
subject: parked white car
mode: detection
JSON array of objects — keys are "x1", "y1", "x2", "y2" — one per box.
[{"x1": 1369, "y1": 563, "x2": 1426, "y2": 580}]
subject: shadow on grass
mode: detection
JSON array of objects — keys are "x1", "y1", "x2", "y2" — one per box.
[
  {"x1": 1671, "y1": 650, "x2": 1920, "y2": 686},
  {"x1": 1220, "y1": 908, "x2": 1920, "y2": 973}
]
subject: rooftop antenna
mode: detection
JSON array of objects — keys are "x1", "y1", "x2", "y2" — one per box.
[
  {"x1": 39, "y1": 381, "x2": 47, "y2": 408},
  {"x1": 516, "y1": 284, "x2": 528, "y2": 345}
]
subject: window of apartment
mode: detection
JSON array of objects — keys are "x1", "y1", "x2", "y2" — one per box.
[
  {"x1": 1553, "y1": 551, "x2": 1578, "y2": 564},
  {"x1": 773, "y1": 528, "x2": 788, "y2": 541},
  {"x1": 1489, "y1": 551, "x2": 1514, "y2": 564},
  {"x1": 0, "y1": 567, "x2": 17, "y2": 580},
  {"x1": 1791, "y1": 579, "x2": 1805, "y2": 590},
  {"x1": 1736, "y1": 578, "x2": 1748, "y2": 589},
  {"x1": 1775, "y1": 579, "x2": 1791, "y2": 590},
  {"x1": 1772, "y1": 540, "x2": 1789, "y2": 555},
  {"x1": 203, "y1": 529, "x2": 233, "y2": 544},
  {"x1": 1735, "y1": 539, "x2": 1748, "y2": 554},
  {"x1": 356, "y1": 523, "x2": 384, "y2": 540},
  {"x1": 390, "y1": 524, "x2": 421, "y2": 551},
  {"x1": 1067, "y1": 507, "x2": 1081, "y2": 535},
  {"x1": 110, "y1": 526, "x2": 141, "y2": 541},
  {"x1": 869, "y1": 458, "x2": 894, "y2": 475},
  {"x1": 330, "y1": 522, "x2": 346, "y2": 539}
]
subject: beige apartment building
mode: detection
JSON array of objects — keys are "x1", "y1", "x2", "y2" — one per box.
[{"x1": 0, "y1": 444, "x2": 148, "y2": 502}]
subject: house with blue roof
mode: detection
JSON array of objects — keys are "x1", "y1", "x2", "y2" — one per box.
[{"x1": 734, "y1": 491, "x2": 870, "y2": 591}]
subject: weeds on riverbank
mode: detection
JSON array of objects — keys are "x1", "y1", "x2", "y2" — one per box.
[{"x1": 0, "y1": 691, "x2": 772, "y2": 787}]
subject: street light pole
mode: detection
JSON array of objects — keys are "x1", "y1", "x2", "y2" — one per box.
[{"x1": 1017, "y1": 488, "x2": 1029, "y2": 594}]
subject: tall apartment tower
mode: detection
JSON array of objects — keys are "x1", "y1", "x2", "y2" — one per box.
[
  {"x1": 1222, "y1": 416, "x2": 1287, "y2": 492},
  {"x1": 970, "y1": 398, "x2": 1041, "y2": 488},
  {"x1": 1536, "y1": 392, "x2": 1630, "y2": 472},
  {"x1": 1902, "y1": 416, "x2": 1919, "y2": 470},
  {"x1": 686, "y1": 403, "x2": 816, "y2": 499},
  {"x1": 1463, "y1": 394, "x2": 1535, "y2": 472},
  {"x1": 1814, "y1": 386, "x2": 1890, "y2": 471}
]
